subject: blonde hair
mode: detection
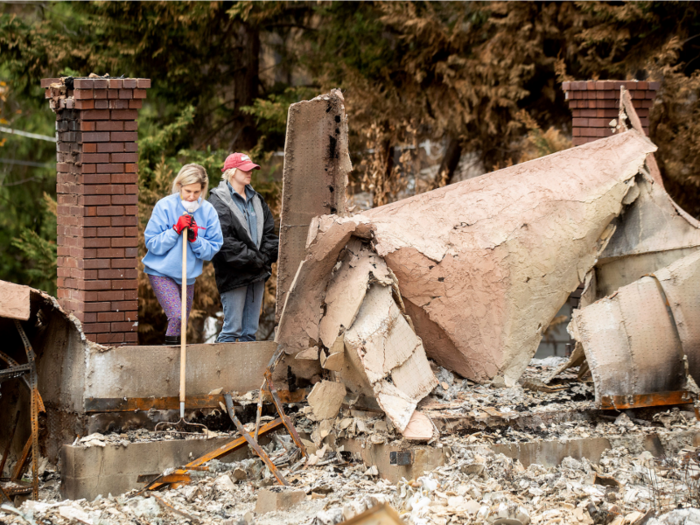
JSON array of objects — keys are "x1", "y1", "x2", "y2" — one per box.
[
  {"x1": 172, "y1": 164, "x2": 209, "y2": 196},
  {"x1": 222, "y1": 168, "x2": 239, "y2": 185}
]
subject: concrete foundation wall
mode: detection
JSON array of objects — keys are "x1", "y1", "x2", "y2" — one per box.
[
  {"x1": 342, "y1": 430, "x2": 700, "y2": 484},
  {"x1": 1, "y1": 297, "x2": 280, "y2": 466},
  {"x1": 60, "y1": 436, "x2": 256, "y2": 501},
  {"x1": 85, "y1": 341, "x2": 277, "y2": 400}
]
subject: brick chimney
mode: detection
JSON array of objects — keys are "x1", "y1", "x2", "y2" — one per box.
[
  {"x1": 42, "y1": 76, "x2": 151, "y2": 345},
  {"x1": 562, "y1": 80, "x2": 659, "y2": 146}
]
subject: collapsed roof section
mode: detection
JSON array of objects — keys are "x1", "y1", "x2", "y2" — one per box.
[{"x1": 277, "y1": 129, "x2": 656, "y2": 384}]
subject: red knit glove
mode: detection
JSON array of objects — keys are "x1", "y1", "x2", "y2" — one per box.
[
  {"x1": 173, "y1": 215, "x2": 192, "y2": 235},
  {"x1": 187, "y1": 217, "x2": 200, "y2": 242}
]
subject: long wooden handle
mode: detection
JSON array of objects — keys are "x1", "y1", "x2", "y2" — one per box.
[{"x1": 180, "y1": 226, "x2": 187, "y2": 418}]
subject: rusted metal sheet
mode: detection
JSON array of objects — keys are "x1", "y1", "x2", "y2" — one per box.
[{"x1": 600, "y1": 391, "x2": 693, "y2": 410}]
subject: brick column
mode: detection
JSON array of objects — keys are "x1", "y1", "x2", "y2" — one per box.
[
  {"x1": 562, "y1": 80, "x2": 659, "y2": 146},
  {"x1": 42, "y1": 76, "x2": 150, "y2": 345}
]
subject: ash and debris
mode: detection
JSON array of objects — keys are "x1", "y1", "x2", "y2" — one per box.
[
  {"x1": 6, "y1": 439, "x2": 700, "y2": 525},
  {"x1": 3, "y1": 360, "x2": 700, "y2": 524},
  {"x1": 72, "y1": 427, "x2": 238, "y2": 448}
]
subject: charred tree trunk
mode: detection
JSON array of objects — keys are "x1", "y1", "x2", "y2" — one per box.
[
  {"x1": 434, "y1": 135, "x2": 462, "y2": 189},
  {"x1": 197, "y1": 20, "x2": 261, "y2": 152},
  {"x1": 229, "y1": 23, "x2": 261, "y2": 151}
]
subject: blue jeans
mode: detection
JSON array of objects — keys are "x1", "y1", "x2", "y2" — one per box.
[{"x1": 217, "y1": 281, "x2": 265, "y2": 342}]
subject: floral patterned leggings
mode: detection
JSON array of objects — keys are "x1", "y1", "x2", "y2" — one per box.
[{"x1": 148, "y1": 275, "x2": 195, "y2": 336}]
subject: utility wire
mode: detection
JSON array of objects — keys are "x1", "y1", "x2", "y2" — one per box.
[
  {"x1": 0, "y1": 159, "x2": 53, "y2": 169},
  {"x1": 0, "y1": 126, "x2": 56, "y2": 143}
]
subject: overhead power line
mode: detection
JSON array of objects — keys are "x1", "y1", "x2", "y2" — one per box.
[
  {"x1": 0, "y1": 158, "x2": 54, "y2": 168},
  {"x1": 0, "y1": 126, "x2": 56, "y2": 143}
]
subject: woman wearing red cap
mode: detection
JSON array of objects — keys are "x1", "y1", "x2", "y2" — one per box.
[{"x1": 209, "y1": 153, "x2": 279, "y2": 342}]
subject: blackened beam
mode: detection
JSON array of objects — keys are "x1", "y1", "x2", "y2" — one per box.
[
  {"x1": 224, "y1": 393, "x2": 289, "y2": 486},
  {"x1": 265, "y1": 370, "x2": 307, "y2": 459},
  {"x1": 85, "y1": 390, "x2": 306, "y2": 413}
]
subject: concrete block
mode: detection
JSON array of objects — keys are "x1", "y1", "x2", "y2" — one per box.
[
  {"x1": 491, "y1": 437, "x2": 612, "y2": 468},
  {"x1": 341, "y1": 431, "x2": 700, "y2": 484},
  {"x1": 339, "y1": 439, "x2": 445, "y2": 484},
  {"x1": 255, "y1": 487, "x2": 306, "y2": 514}
]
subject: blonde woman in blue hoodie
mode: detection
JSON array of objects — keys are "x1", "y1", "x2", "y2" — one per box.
[{"x1": 142, "y1": 164, "x2": 223, "y2": 345}]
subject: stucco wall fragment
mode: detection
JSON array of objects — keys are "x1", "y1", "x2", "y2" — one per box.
[
  {"x1": 0, "y1": 280, "x2": 31, "y2": 321},
  {"x1": 276, "y1": 90, "x2": 351, "y2": 321},
  {"x1": 277, "y1": 130, "x2": 656, "y2": 386},
  {"x1": 570, "y1": 277, "x2": 687, "y2": 405}
]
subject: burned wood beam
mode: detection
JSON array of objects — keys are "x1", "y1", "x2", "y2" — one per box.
[
  {"x1": 264, "y1": 372, "x2": 308, "y2": 459},
  {"x1": 224, "y1": 393, "x2": 289, "y2": 486}
]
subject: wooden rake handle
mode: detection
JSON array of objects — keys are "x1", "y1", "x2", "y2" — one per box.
[{"x1": 180, "y1": 225, "x2": 188, "y2": 419}]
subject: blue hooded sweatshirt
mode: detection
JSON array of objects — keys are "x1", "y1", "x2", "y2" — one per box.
[{"x1": 142, "y1": 193, "x2": 223, "y2": 285}]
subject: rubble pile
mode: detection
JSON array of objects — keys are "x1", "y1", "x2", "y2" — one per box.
[
  {"x1": 271, "y1": 91, "x2": 700, "y2": 444},
  {"x1": 4, "y1": 422, "x2": 700, "y2": 524},
  {"x1": 276, "y1": 127, "x2": 658, "y2": 392},
  {"x1": 2, "y1": 361, "x2": 700, "y2": 525},
  {"x1": 291, "y1": 362, "x2": 699, "y2": 449},
  {"x1": 72, "y1": 428, "x2": 232, "y2": 448},
  {"x1": 4, "y1": 86, "x2": 700, "y2": 525}
]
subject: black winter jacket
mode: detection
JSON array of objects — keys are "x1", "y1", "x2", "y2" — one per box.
[{"x1": 209, "y1": 180, "x2": 279, "y2": 294}]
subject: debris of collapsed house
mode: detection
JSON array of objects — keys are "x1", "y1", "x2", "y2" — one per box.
[
  {"x1": 4, "y1": 80, "x2": 700, "y2": 525},
  {"x1": 0, "y1": 280, "x2": 85, "y2": 501},
  {"x1": 275, "y1": 87, "x2": 700, "y2": 439},
  {"x1": 4, "y1": 358, "x2": 700, "y2": 524}
]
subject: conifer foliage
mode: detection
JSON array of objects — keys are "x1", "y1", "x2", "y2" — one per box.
[{"x1": 3, "y1": 2, "x2": 700, "y2": 340}]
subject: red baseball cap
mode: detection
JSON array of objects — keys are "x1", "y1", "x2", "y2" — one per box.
[{"x1": 221, "y1": 153, "x2": 260, "y2": 172}]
